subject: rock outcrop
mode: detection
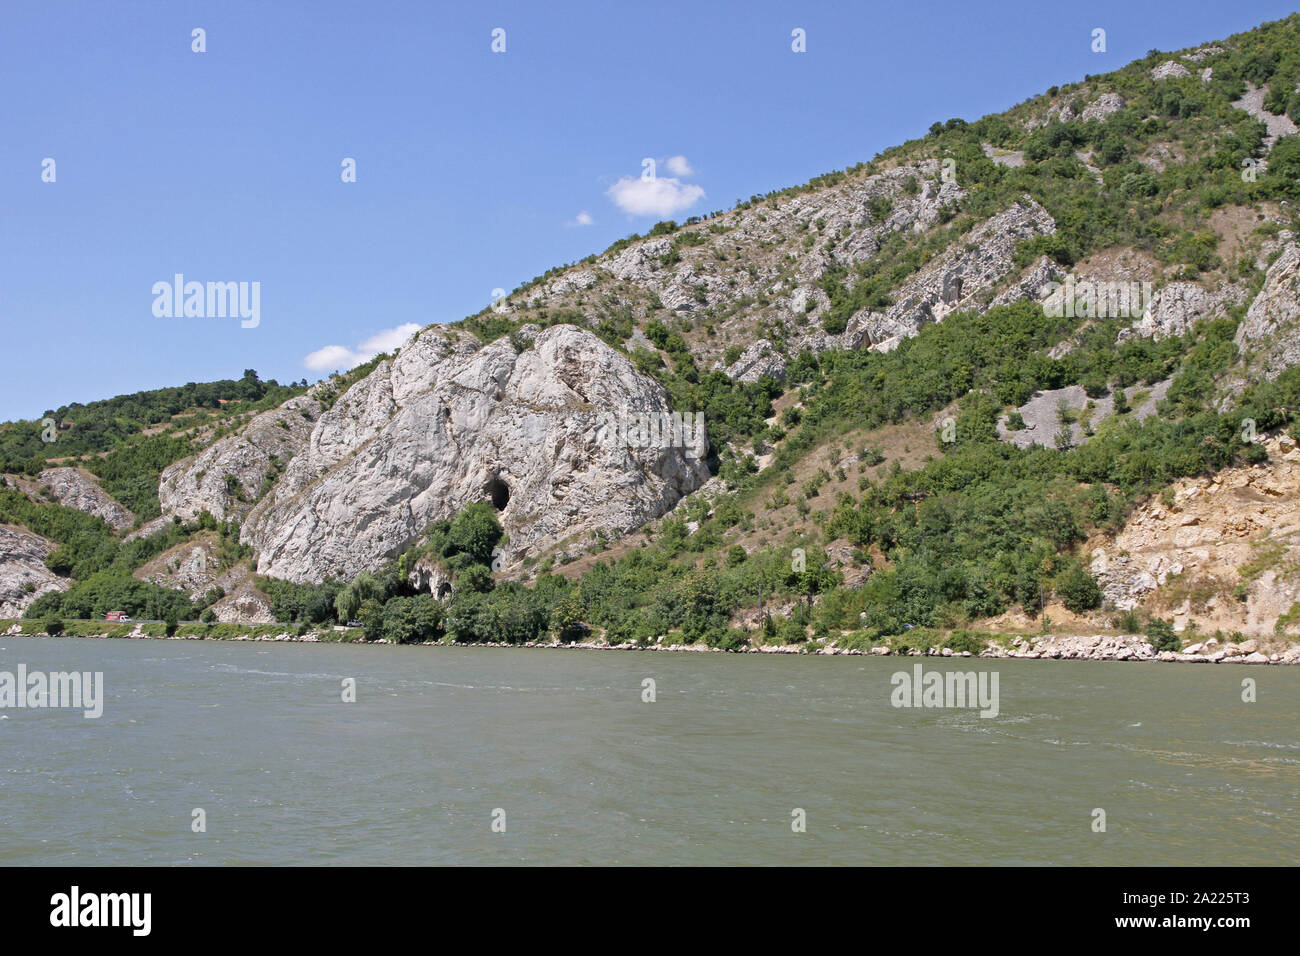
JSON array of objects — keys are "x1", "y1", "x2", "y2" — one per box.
[
  {"x1": 998, "y1": 380, "x2": 1170, "y2": 449},
  {"x1": 209, "y1": 580, "x2": 276, "y2": 623},
  {"x1": 1152, "y1": 61, "x2": 1192, "y2": 81},
  {"x1": 715, "y1": 339, "x2": 787, "y2": 383},
  {"x1": 1116, "y1": 280, "x2": 1244, "y2": 343},
  {"x1": 843, "y1": 198, "x2": 1056, "y2": 350},
  {"x1": 27, "y1": 468, "x2": 134, "y2": 531},
  {"x1": 989, "y1": 255, "x2": 1065, "y2": 309},
  {"x1": 241, "y1": 325, "x2": 711, "y2": 583},
  {"x1": 1231, "y1": 242, "x2": 1300, "y2": 384},
  {"x1": 157, "y1": 394, "x2": 323, "y2": 522},
  {"x1": 1081, "y1": 93, "x2": 1126, "y2": 122},
  {"x1": 1091, "y1": 436, "x2": 1300, "y2": 635},
  {"x1": 408, "y1": 555, "x2": 455, "y2": 600},
  {"x1": 0, "y1": 526, "x2": 69, "y2": 618},
  {"x1": 131, "y1": 532, "x2": 252, "y2": 600}
]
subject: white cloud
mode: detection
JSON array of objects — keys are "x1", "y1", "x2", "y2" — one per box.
[
  {"x1": 304, "y1": 322, "x2": 421, "y2": 372},
  {"x1": 607, "y1": 176, "x2": 705, "y2": 218},
  {"x1": 664, "y1": 155, "x2": 694, "y2": 177},
  {"x1": 302, "y1": 344, "x2": 359, "y2": 372},
  {"x1": 569, "y1": 210, "x2": 594, "y2": 226}
]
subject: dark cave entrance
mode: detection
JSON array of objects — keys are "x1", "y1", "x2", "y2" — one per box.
[
  {"x1": 437, "y1": 582, "x2": 452, "y2": 600},
  {"x1": 485, "y1": 476, "x2": 510, "y2": 511}
]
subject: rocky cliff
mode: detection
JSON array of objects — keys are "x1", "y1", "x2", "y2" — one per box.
[
  {"x1": 157, "y1": 393, "x2": 323, "y2": 522},
  {"x1": 7, "y1": 468, "x2": 134, "y2": 532},
  {"x1": 0, "y1": 526, "x2": 68, "y2": 618},
  {"x1": 238, "y1": 324, "x2": 709, "y2": 583},
  {"x1": 1232, "y1": 240, "x2": 1300, "y2": 384},
  {"x1": 1090, "y1": 435, "x2": 1300, "y2": 636},
  {"x1": 843, "y1": 197, "x2": 1057, "y2": 351}
]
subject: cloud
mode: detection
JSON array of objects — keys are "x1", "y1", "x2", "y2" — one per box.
[
  {"x1": 607, "y1": 176, "x2": 705, "y2": 218},
  {"x1": 664, "y1": 155, "x2": 694, "y2": 177},
  {"x1": 304, "y1": 322, "x2": 421, "y2": 372},
  {"x1": 568, "y1": 210, "x2": 594, "y2": 227}
]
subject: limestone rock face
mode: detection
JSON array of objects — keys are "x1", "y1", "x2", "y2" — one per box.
[
  {"x1": 717, "y1": 339, "x2": 787, "y2": 384},
  {"x1": 843, "y1": 198, "x2": 1056, "y2": 350},
  {"x1": 264, "y1": 327, "x2": 479, "y2": 504},
  {"x1": 1116, "y1": 281, "x2": 1244, "y2": 344},
  {"x1": 0, "y1": 527, "x2": 69, "y2": 618},
  {"x1": 1090, "y1": 550, "x2": 1159, "y2": 611},
  {"x1": 157, "y1": 394, "x2": 323, "y2": 522},
  {"x1": 1232, "y1": 242, "x2": 1300, "y2": 383},
  {"x1": 1090, "y1": 437, "x2": 1300, "y2": 635},
  {"x1": 210, "y1": 580, "x2": 275, "y2": 623},
  {"x1": 1152, "y1": 61, "x2": 1192, "y2": 80},
  {"x1": 408, "y1": 554, "x2": 454, "y2": 599},
  {"x1": 989, "y1": 255, "x2": 1065, "y2": 309},
  {"x1": 32, "y1": 468, "x2": 134, "y2": 532},
  {"x1": 998, "y1": 380, "x2": 1170, "y2": 450},
  {"x1": 1081, "y1": 93, "x2": 1126, "y2": 122},
  {"x1": 131, "y1": 532, "x2": 252, "y2": 600},
  {"x1": 242, "y1": 325, "x2": 710, "y2": 584}
]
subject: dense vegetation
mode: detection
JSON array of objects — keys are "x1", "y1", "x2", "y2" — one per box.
[
  {"x1": 0, "y1": 369, "x2": 310, "y2": 523},
  {"x1": 0, "y1": 369, "x2": 305, "y2": 467}
]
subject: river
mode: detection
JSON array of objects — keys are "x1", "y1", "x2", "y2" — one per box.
[{"x1": 1, "y1": 636, "x2": 1296, "y2": 865}]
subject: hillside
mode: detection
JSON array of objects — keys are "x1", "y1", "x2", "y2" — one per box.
[{"x1": 6, "y1": 14, "x2": 1300, "y2": 656}]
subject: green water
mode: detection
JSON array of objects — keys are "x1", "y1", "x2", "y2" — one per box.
[{"x1": 1, "y1": 636, "x2": 1295, "y2": 865}]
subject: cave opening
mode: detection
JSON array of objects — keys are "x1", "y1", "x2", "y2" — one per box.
[
  {"x1": 485, "y1": 476, "x2": 510, "y2": 511},
  {"x1": 437, "y1": 582, "x2": 452, "y2": 600}
]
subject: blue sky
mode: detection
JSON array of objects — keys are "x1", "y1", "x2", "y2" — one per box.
[{"x1": 1, "y1": 0, "x2": 1295, "y2": 421}]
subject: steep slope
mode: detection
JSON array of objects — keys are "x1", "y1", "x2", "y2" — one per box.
[
  {"x1": 240, "y1": 324, "x2": 709, "y2": 583},
  {"x1": 157, "y1": 393, "x2": 324, "y2": 522},
  {"x1": 1091, "y1": 435, "x2": 1300, "y2": 637},
  {"x1": 1230, "y1": 239, "x2": 1300, "y2": 383},
  {"x1": 0, "y1": 526, "x2": 69, "y2": 617},
  {"x1": 8, "y1": 467, "x2": 134, "y2": 531}
]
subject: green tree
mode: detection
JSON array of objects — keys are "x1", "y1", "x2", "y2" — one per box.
[
  {"x1": 1056, "y1": 563, "x2": 1102, "y2": 613},
  {"x1": 550, "y1": 593, "x2": 587, "y2": 642}
]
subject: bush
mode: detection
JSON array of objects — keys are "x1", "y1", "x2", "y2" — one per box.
[
  {"x1": 1111, "y1": 608, "x2": 1142, "y2": 632},
  {"x1": 446, "y1": 503, "x2": 504, "y2": 566},
  {"x1": 944, "y1": 629, "x2": 988, "y2": 654},
  {"x1": 1056, "y1": 564, "x2": 1102, "y2": 613},
  {"x1": 1145, "y1": 618, "x2": 1179, "y2": 652},
  {"x1": 41, "y1": 615, "x2": 64, "y2": 636}
]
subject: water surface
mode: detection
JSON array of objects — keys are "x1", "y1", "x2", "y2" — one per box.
[{"x1": 1, "y1": 637, "x2": 1296, "y2": 865}]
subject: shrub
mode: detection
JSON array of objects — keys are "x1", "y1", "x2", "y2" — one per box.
[
  {"x1": 1145, "y1": 618, "x2": 1179, "y2": 652},
  {"x1": 1111, "y1": 608, "x2": 1142, "y2": 632},
  {"x1": 1056, "y1": 564, "x2": 1102, "y2": 613}
]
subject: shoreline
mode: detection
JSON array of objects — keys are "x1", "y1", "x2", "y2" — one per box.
[{"x1": 4, "y1": 624, "x2": 1299, "y2": 664}]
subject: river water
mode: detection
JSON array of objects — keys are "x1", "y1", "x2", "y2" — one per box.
[{"x1": 1, "y1": 636, "x2": 1296, "y2": 865}]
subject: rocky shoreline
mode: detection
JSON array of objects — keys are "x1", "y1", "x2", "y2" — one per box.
[{"x1": 5, "y1": 623, "x2": 1299, "y2": 663}]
